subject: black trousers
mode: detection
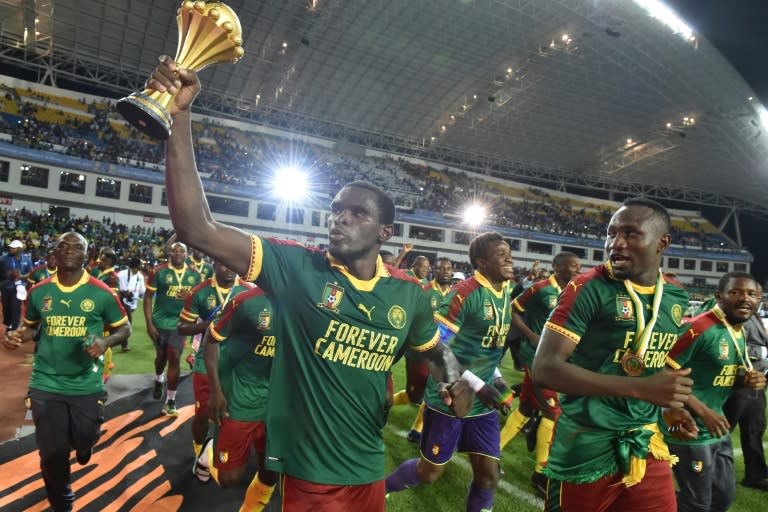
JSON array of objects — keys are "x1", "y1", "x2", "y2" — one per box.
[
  {"x1": 723, "y1": 387, "x2": 767, "y2": 483},
  {"x1": 0, "y1": 280, "x2": 20, "y2": 329},
  {"x1": 669, "y1": 437, "x2": 735, "y2": 512},
  {"x1": 29, "y1": 388, "x2": 106, "y2": 512}
]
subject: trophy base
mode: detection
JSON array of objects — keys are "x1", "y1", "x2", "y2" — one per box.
[{"x1": 116, "y1": 92, "x2": 173, "y2": 140}]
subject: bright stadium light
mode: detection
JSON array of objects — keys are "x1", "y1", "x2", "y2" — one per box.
[
  {"x1": 272, "y1": 166, "x2": 308, "y2": 201},
  {"x1": 463, "y1": 204, "x2": 486, "y2": 227},
  {"x1": 634, "y1": 0, "x2": 694, "y2": 42}
]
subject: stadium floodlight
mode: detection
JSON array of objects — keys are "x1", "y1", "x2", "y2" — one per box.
[
  {"x1": 272, "y1": 166, "x2": 308, "y2": 201},
  {"x1": 633, "y1": 0, "x2": 694, "y2": 42},
  {"x1": 463, "y1": 204, "x2": 486, "y2": 227}
]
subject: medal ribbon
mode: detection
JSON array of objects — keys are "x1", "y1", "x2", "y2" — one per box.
[
  {"x1": 623, "y1": 270, "x2": 664, "y2": 359},
  {"x1": 171, "y1": 265, "x2": 187, "y2": 288},
  {"x1": 712, "y1": 304, "x2": 753, "y2": 371},
  {"x1": 493, "y1": 286, "x2": 511, "y2": 347},
  {"x1": 212, "y1": 276, "x2": 237, "y2": 313}
]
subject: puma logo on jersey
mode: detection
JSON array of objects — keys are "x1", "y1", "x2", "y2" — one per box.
[
  {"x1": 60, "y1": 299, "x2": 71, "y2": 308},
  {"x1": 569, "y1": 281, "x2": 583, "y2": 292},
  {"x1": 358, "y1": 303, "x2": 375, "y2": 321}
]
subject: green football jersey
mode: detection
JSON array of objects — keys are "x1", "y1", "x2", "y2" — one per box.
[
  {"x1": 405, "y1": 269, "x2": 429, "y2": 285},
  {"x1": 542, "y1": 263, "x2": 688, "y2": 483},
  {"x1": 24, "y1": 272, "x2": 128, "y2": 395},
  {"x1": 147, "y1": 264, "x2": 202, "y2": 330},
  {"x1": 94, "y1": 268, "x2": 119, "y2": 291},
  {"x1": 180, "y1": 277, "x2": 253, "y2": 374},
  {"x1": 186, "y1": 257, "x2": 214, "y2": 280},
  {"x1": 665, "y1": 305, "x2": 747, "y2": 446},
  {"x1": 424, "y1": 271, "x2": 512, "y2": 417},
  {"x1": 513, "y1": 275, "x2": 562, "y2": 368},
  {"x1": 405, "y1": 280, "x2": 450, "y2": 362},
  {"x1": 210, "y1": 287, "x2": 275, "y2": 422},
  {"x1": 27, "y1": 264, "x2": 56, "y2": 287},
  {"x1": 243, "y1": 235, "x2": 439, "y2": 485}
]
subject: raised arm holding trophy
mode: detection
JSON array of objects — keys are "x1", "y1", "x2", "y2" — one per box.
[{"x1": 116, "y1": 1, "x2": 244, "y2": 139}]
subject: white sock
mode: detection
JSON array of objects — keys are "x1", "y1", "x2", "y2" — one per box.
[
  {"x1": 167, "y1": 390, "x2": 177, "y2": 401},
  {"x1": 155, "y1": 374, "x2": 165, "y2": 383}
]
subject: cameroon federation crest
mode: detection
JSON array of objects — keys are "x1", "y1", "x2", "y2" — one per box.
[
  {"x1": 432, "y1": 444, "x2": 440, "y2": 456},
  {"x1": 388, "y1": 305, "x2": 407, "y2": 329},
  {"x1": 548, "y1": 295, "x2": 558, "y2": 309},
  {"x1": 719, "y1": 339, "x2": 729, "y2": 360},
  {"x1": 691, "y1": 460, "x2": 704, "y2": 473},
  {"x1": 615, "y1": 296, "x2": 634, "y2": 321},
  {"x1": 318, "y1": 282, "x2": 344, "y2": 312},
  {"x1": 258, "y1": 308, "x2": 271, "y2": 330},
  {"x1": 80, "y1": 298, "x2": 95, "y2": 312},
  {"x1": 207, "y1": 294, "x2": 217, "y2": 310},
  {"x1": 671, "y1": 304, "x2": 683, "y2": 326},
  {"x1": 42, "y1": 296, "x2": 53, "y2": 312},
  {"x1": 483, "y1": 300, "x2": 494, "y2": 321},
  {"x1": 219, "y1": 451, "x2": 229, "y2": 464}
]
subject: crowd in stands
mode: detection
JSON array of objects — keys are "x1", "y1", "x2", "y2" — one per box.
[{"x1": 0, "y1": 83, "x2": 738, "y2": 251}]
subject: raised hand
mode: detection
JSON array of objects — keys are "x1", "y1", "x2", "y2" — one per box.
[{"x1": 145, "y1": 56, "x2": 201, "y2": 115}]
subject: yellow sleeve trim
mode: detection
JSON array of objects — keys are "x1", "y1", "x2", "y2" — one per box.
[
  {"x1": 146, "y1": 284, "x2": 157, "y2": 292},
  {"x1": 209, "y1": 325, "x2": 226, "y2": 342},
  {"x1": 411, "y1": 329, "x2": 440, "y2": 353},
  {"x1": 23, "y1": 318, "x2": 40, "y2": 327},
  {"x1": 512, "y1": 299, "x2": 525, "y2": 313},
  {"x1": 543, "y1": 321, "x2": 581, "y2": 344},
  {"x1": 434, "y1": 313, "x2": 459, "y2": 333},
  {"x1": 179, "y1": 309, "x2": 198, "y2": 322},
  {"x1": 243, "y1": 234, "x2": 263, "y2": 282},
  {"x1": 109, "y1": 316, "x2": 129, "y2": 328}
]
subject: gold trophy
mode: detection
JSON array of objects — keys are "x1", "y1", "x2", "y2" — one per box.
[{"x1": 116, "y1": 1, "x2": 244, "y2": 140}]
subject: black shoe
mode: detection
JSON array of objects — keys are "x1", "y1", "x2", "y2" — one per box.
[
  {"x1": 76, "y1": 447, "x2": 93, "y2": 465},
  {"x1": 742, "y1": 478, "x2": 768, "y2": 491},
  {"x1": 152, "y1": 380, "x2": 164, "y2": 400},
  {"x1": 531, "y1": 472, "x2": 548, "y2": 497},
  {"x1": 406, "y1": 429, "x2": 422, "y2": 444}
]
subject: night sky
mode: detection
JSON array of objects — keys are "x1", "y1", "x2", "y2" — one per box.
[{"x1": 668, "y1": 1, "x2": 768, "y2": 284}]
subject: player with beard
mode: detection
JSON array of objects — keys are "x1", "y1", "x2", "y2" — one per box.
[
  {"x1": 386, "y1": 233, "x2": 516, "y2": 512},
  {"x1": 533, "y1": 197, "x2": 698, "y2": 512},
  {"x1": 665, "y1": 272, "x2": 766, "y2": 512},
  {"x1": 144, "y1": 241, "x2": 202, "y2": 416},
  {"x1": 177, "y1": 261, "x2": 252, "y2": 469},
  {"x1": 145, "y1": 57, "x2": 470, "y2": 512}
]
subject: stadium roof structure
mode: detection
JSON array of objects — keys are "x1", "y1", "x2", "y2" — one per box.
[{"x1": 2, "y1": 0, "x2": 768, "y2": 222}]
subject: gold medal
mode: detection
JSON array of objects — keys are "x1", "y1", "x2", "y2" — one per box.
[{"x1": 620, "y1": 351, "x2": 645, "y2": 377}]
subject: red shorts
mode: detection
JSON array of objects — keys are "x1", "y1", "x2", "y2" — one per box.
[
  {"x1": 281, "y1": 475, "x2": 385, "y2": 512},
  {"x1": 405, "y1": 358, "x2": 430, "y2": 402},
  {"x1": 519, "y1": 366, "x2": 560, "y2": 417},
  {"x1": 546, "y1": 456, "x2": 676, "y2": 512},
  {"x1": 214, "y1": 418, "x2": 266, "y2": 472},
  {"x1": 192, "y1": 372, "x2": 210, "y2": 418}
]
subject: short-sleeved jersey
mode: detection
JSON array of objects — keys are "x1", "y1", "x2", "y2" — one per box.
[
  {"x1": 424, "y1": 280, "x2": 450, "y2": 312},
  {"x1": 542, "y1": 263, "x2": 688, "y2": 482},
  {"x1": 210, "y1": 287, "x2": 275, "y2": 422},
  {"x1": 424, "y1": 271, "x2": 512, "y2": 417},
  {"x1": 243, "y1": 235, "x2": 439, "y2": 485},
  {"x1": 513, "y1": 275, "x2": 562, "y2": 368},
  {"x1": 665, "y1": 306, "x2": 746, "y2": 446},
  {"x1": 27, "y1": 265, "x2": 56, "y2": 288},
  {"x1": 180, "y1": 277, "x2": 253, "y2": 374},
  {"x1": 186, "y1": 257, "x2": 214, "y2": 280},
  {"x1": 146, "y1": 264, "x2": 202, "y2": 330},
  {"x1": 93, "y1": 268, "x2": 119, "y2": 291},
  {"x1": 405, "y1": 269, "x2": 429, "y2": 285},
  {"x1": 23, "y1": 272, "x2": 128, "y2": 395}
]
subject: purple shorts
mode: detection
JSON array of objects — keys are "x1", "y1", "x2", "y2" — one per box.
[{"x1": 419, "y1": 407, "x2": 500, "y2": 465}]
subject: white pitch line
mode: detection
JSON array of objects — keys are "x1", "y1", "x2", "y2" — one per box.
[{"x1": 385, "y1": 425, "x2": 544, "y2": 508}]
